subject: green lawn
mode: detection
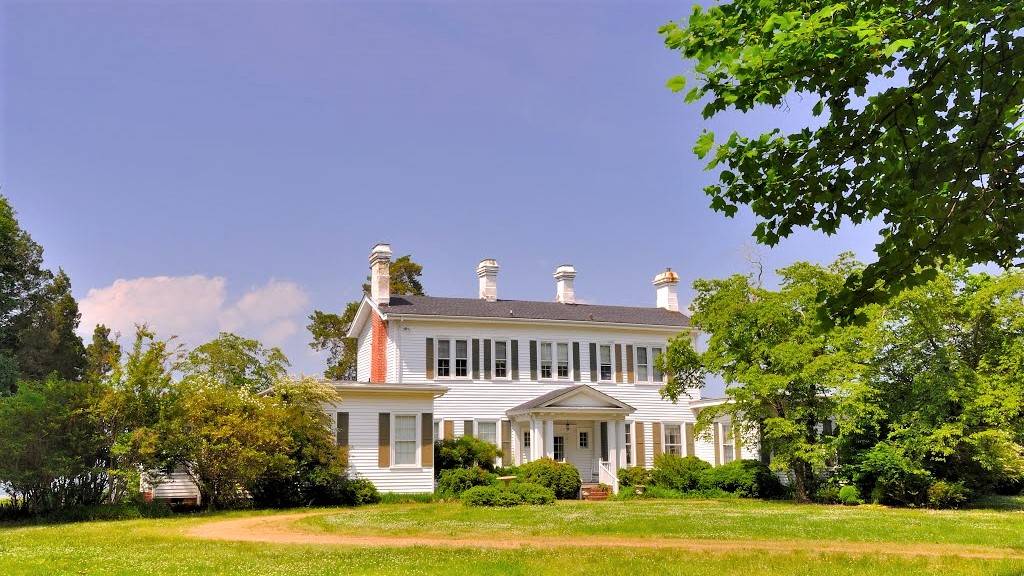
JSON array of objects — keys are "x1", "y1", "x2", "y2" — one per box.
[{"x1": 0, "y1": 498, "x2": 1023, "y2": 575}]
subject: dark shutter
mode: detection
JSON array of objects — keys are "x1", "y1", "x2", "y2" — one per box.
[
  {"x1": 600, "y1": 422, "x2": 609, "y2": 461},
  {"x1": 589, "y1": 343, "x2": 598, "y2": 383},
  {"x1": 529, "y1": 340, "x2": 538, "y2": 380},
  {"x1": 425, "y1": 338, "x2": 434, "y2": 380},
  {"x1": 501, "y1": 420, "x2": 512, "y2": 463},
  {"x1": 713, "y1": 423, "x2": 721, "y2": 466},
  {"x1": 483, "y1": 339, "x2": 492, "y2": 380},
  {"x1": 614, "y1": 344, "x2": 623, "y2": 383},
  {"x1": 572, "y1": 342, "x2": 581, "y2": 381},
  {"x1": 463, "y1": 420, "x2": 474, "y2": 438},
  {"x1": 511, "y1": 340, "x2": 519, "y2": 380},
  {"x1": 421, "y1": 413, "x2": 434, "y2": 466},
  {"x1": 472, "y1": 339, "x2": 480, "y2": 379},
  {"x1": 336, "y1": 412, "x2": 349, "y2": 447},
  {"x1": 652, "y1": 422, "x2": 663, "y2": 457},
  {"x1": 685, "y1": 422, "x2": 696, "y2": 457},
  {"x1": 378, "y1": 413, "x2": 391, "y2": 468},
  {"x1": 635, "y1": 422, "x2": 646, "y2": 467},
  {"x1": 625, "y1": 345, "x2": 634, "y2": 383},
  {"x1": 444, "y1": 420, "x2": 454, "y2": 440}
]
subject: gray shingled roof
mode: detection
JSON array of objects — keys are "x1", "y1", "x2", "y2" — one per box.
[
  {"x1": 510, "y1": 385, "x2": 589, "y2": 411},
  {"x1": 379, "y1": 295, "x2": 690, "y2": 327}
]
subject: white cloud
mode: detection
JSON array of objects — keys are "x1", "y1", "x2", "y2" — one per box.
[{"x1": 78, "y1": 275, "x2": 310, "y2": 349}]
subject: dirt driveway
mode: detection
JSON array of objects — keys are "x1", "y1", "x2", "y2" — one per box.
[{"x1": 186, "y1": 511, "x2": 1024, "y2": 560}]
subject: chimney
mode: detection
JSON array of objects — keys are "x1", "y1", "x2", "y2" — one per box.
[
  {"x1": 554, "y1": 265, "x2": 576, "y2": 304},
  {"x1": 369, "y1": 243, "x2": 392, "y2": 305},
  {"x1": 653, "y1": 268, "x2": 680, "y2": 311},
  {"x1": 477, "y1": 259, "x2": 499, "y2": 302}
]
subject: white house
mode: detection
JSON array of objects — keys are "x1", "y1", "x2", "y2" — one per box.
[{"x1": 329, "y1": 243, "x2": 751, "y2": 494}]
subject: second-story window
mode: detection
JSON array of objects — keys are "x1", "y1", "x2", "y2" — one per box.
[
  {"x1": 539, "y1": 341, "x2": 571, "y2": 380},
  {"x1": 455, "y1": 339, "x2": 468, "y2": 377},
  {"x1": 437, "y1": 340, "x2": 451, "y2": 377},
  {"x1": 652, "y1": 347, "x2": 664, "y2": 382},
  {"x1": 636, "y1": 347, "x2": 649, "y2": 381},
  {"x1": 599, "y1": 345, "x2": 613, "y2": 381},
  {"x1": 495, "y1": 341, "x2": 508, "y2": 378},
  {"x1": 557, "y1": 343, "x2": 569, "y2": 378},
  {"x1": 633, "y1": 346, "x2": 666, "y2": 383},
  {"x1": 540, "y1": 342, "x2": 553, "y2": 379},
  {"x1": 436, "y1": 339, "x2": 468, "y2": 378}
]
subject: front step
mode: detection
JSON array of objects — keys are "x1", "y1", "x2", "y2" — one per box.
[{"x1": 580, "y1": 483, "x2": 611, "y2": 501}]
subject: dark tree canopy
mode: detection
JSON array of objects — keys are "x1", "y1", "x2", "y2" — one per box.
[
  {"x1": 662, "y1": 1, "x2": 1024, "y2": 322},
  {"x1": 14, "y1": 269, "x2": 86, "y2": 382},
  {"x1": 85, "y1": 324, "x2": 121, "y2": 382}
]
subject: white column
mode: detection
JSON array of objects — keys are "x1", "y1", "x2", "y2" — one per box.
[
  {"x1": 545, "y1": 419, "x2": 555, "y2": 459},
  {"x1": 530, "y1": 418, "x2": 540, "y2": 461},
  {"x1": 616, "y1": 420, "x2": 627, "y2": 470},
  {"x1": 608, "y1": 421, "x2": 619, "y2": 470}
]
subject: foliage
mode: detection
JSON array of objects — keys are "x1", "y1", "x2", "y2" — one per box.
[
  {"x1": 459, "y1": 483, "x2": 554, "y2": 507},
  {"x1": 617, "y1": 466, "x2": 653, "y2": 488},
  {"x1": 182, "y1": 332, "x2": 288, "y2": 393},
  {"x1": 507, "y1": 482, "x2": 556, "y2": 505},
  {"x1": 699, "y1": 460, "x2": 786, "y2": 499},
  {"x1": 516, "y1": 458, "x2": 581, "y2": 499},
  {"x1": 436, "y1": 467, "x2": 496, "y2": 498},
  {"x1": 650, "y1": 455, "x2": 710, "y2": 492},
  {"x1": 434, "y1": 437, "x2": 499, "y2": 475},
  {"x1": 661, "y1": 1, "x2": 1024, "y2": 322},
  {"x1": 493, "y1": 465, "x2": 520, "y2": 477},
  {"x1": 14, "y1": 269, "x2": 86, "y2": 382},
  {"x1": 659, "y1": 255, "x2": 864, "y2": 500},
  {"x1": 84, "y1": 324, "x2": 120, "y2": 382},
  {"x1": 856, "y1": 442, "x2": 932, "y2": 506},
  {"x1": 334, "y1": 477, "x2": 381, "y2": 506},
  {"x1": 838, "y1": 485, "x2": 862, "y2": 506},
  {"x1": 928, "y1": 480, "x2": 969, "y2": 509}
]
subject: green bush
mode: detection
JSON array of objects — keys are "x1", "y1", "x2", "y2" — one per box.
[
  {"x1": 460, "y1": 485, "x2": 500, "y2": 506},
  {"x1": 493, "y1": 465, "x2": 520, "y2": 477},
  {"x1": 508, "y1": 482, "x2": 555, "y2": 505},
  {"x1": 517, "y1": 458, "x2": 581, "y2": 499},
  {"x1": 377, "y1": 492, "x2": 438, "y2": 504},
  {"x1": 436, "y1": 467, "x2": 496, "y2": 497},
  {"x1": 651, "y1": 455, "x2": 711, "y2": 491},
  {"x1": 928, "y1": 480, "x2": 969, "y2": 509},
  {"x1": 838, "y1": 485, "x2": 862, "y2": 506},
  {"x1": 434, "y1": 437, "x2": 499, "y2": 475},
  {"x1": 615, "y1": 485, "x2": 734, "y2": 500},
  {"x1": 700, "y1": 459, "x2": 785, "y2": 498},
  {"x1": 814, "y1": 482, "x2": 841, "y2": 504},
  {"x1": 856, "y1": 443, "x2": 932, "y2": 506},
  {"x1": 617, "y1": 466, "x2": 653, "y2": 488},
  {"x1": 336, "y1": 477, "x2": 380, "y2": 506}
]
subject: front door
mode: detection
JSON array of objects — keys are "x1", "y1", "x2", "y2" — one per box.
[{"x1": 565, "y1": 422, "x2": 596, "y2": 482}]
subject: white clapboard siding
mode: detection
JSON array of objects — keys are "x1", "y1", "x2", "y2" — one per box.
[
  {"x1": 146, "y1": 469, "x2": 201, "y2": 501},
  {"x1": 356, "y1": 323, "x2": 373, "y2": 382}
]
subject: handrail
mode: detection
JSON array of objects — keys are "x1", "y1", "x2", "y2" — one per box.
[{"x1": 597, "y1": 460, "x2": 619, "y2": 494}]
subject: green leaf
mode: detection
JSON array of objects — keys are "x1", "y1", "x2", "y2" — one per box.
[
  {"x1": 666, "y1": 75, "x2": 687, "y2": 93},
  {"x1": 694, "y1": 131, "x2": 715, "y2": 159},
  {"x1": 883, "y1": 38, "x2": 914, "y2": 58}
]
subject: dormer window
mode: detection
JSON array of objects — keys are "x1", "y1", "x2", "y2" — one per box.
[{"x1": 599, "y1": 345, "x2": 613, "y2": 381}]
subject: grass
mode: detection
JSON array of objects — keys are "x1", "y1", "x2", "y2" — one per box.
[{"x1": 0, "y1": 498, "x2": 1021, "y2": 575}]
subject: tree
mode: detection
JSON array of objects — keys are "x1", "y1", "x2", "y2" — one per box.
[
  {"x1": 15, "y1": 269, "x2": 86, "y2": 382},
  {"x1": 661, "y1": 2, "x2": 1024, "y2": 322},
  {"x1": 85, "y1": 324, "x2": 121, "y2": 382},
  {"x1": 0, "y1": 195, "x2": 50, "y2": 357},
  {"x1": 658, "y1": 255, "x2": 866, "y2": 501},
  {"x1": 309, "y1": 255, "x2": 425, "y2": 380},
  {"x1": 182, "y1": 332, "x2": 289, "y2": 393}
]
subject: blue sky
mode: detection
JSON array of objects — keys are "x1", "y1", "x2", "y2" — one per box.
[{"x1": 2, "y1": 1, "x2": 881, "y2": 386}]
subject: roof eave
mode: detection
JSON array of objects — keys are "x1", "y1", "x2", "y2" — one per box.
[{"x1": 382, "y1": 312, "x2": 691, "y2": 332}]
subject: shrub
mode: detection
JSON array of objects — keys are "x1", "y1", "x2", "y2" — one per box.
[
  {"x1": 336, "y1": 477, "x2": 380, "y2": 506},
  {"x1": 838, "y1": 485, "x2": 862, "y2": 506},
  {"x1": 651, "y1": 455, "x2": 711, "y2": 491},
  {"x1": 378, "y1": 492, "x2": 438, "y2": 504},
  {"x1": 814, "y1": 483, "x2": 841, "y2": 504},
  {"x1": 460, "y1": 485, "x2": 500, "y2": 506},
  {"x1": 434, "y1": 437, "x2": 500, "y2": 475},
  {"x1": 436, "y1": 467, "x2": 496, "y2": 498},
  {"x1": 517, "y1": 458, "x2": 581, "y2": 499},
  {"x1": 928, "y1": 480, "x2": 969, "y2": 509},
  {"x1": 617, "y1": 466, "x2": 653, "y2": 488},
  {"x1": 856, "y1": 443, "x2": 932, "y2": 506},
  {"x1": 493, "y1": 465, "x2": 520, "y2": 477},
  {"x1": 508, "y1": 482, "x2": 555, "y2": 505},
  {"x1": 700, "y1": 459, "x2": 785, "y2": 498},
  {"x1": 615, "y1": 485, "x2": 734, "y2": 500}
]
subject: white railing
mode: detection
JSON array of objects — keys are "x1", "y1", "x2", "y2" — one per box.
[{"x1": 597, "y1": 460, "x2": 619, "y2": 494}]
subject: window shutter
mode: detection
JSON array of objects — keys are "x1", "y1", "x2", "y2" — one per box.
[
  {"x1": 572, "y1": 342, "x2": 581, "y2": 381},
  {"x1": 634, "y1": 422, "x2": 646, "y2": 468},
  {"x1": 425, "y1": 338, "x2": 434, "y2": 380},
  {"x1": 463, "y1": 420, "x2": 474, "y2": 438},
  {"x1": 378, "y1": 413, "x2": 391, "y2": 468},
  {"x1": 600, "y1": 422, "x2": 609, "y2": 461},
  {"x1": 529, "y1": 340, "x2": 538, "y2": 380},
  {"x1": 713, "y1": 423, "x2": 721, "y2": 466},
  {"x1": 685, "y1": 423, "x2": 696, "y2": 457},
  {"x1": 589, "y1": 343, "x2": 598, "y2": 383},
  {"x1": 483, "y1": 339, "x2": 492, "y2": 380},
  {"x1": 501, "y1": 420, "x2": 512, "y2": 463},
  {"x1": 336, "y1": 412, "x2": 349, "y2": 447},
  {"x1": 652, "y1": 422, "x2": 663, "y2": 457},
  {"x1": 511, "y1": 340, "x2": 519, "y2": 380},
  {"x1": 472, "y1": 339, "x2": 480, "y2": 379},
  {"x1": 421, "y1": 413, "x2": 433, "y2": 466},
  {"x1": 625, "y1": 345, "x2": 634, "y2": 383},
  {"x1": 614, "y1": 344, "x2": 623, "y2": 383},
  {"x1": 444, "y1": 420, "x2": 454, "y2": 440}
]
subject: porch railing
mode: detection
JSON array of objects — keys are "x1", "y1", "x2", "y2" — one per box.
[{"x1": 597, "y1": 460, "x2": 619, "y2": 494}]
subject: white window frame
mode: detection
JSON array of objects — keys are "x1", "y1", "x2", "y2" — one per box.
[
  {"x1": 391, "y1": 413, "x2": 420, "y2": 468},
  {"x1": 435, "y1": 337, "x2": 471, "y2": 380},
  {"x1": 578, "y1": 430, "x2": 589, "y2": 449},
  {"x1": 624, "y1": 421, "x2": 634, "y2": 466},
  {"x1": 597, "y1": 343, "x2": 615, "y2": 383},
  {"x1": 553, "y1": 435, "x2": 565, "y2": 461},
  {"x1": 633, "y1": 344, "x2": 667, "y2": 384},
  {"x1": 721, "y1": 422, "x2": 735, "y2": 464},
  {"x1": 663, "y1": 422, "x2": 683, "y2": 456},
  {"x1": 538, "y1": 340, "x2": 573, "y2": 381},
  {"x1": 433, "y1": 418, "x2": 441, "y2": 443},
  {"x1": 492, "y1": 339, "x2": 511, "y2": 380},
  {"x1": 476, "y1": 420, "x2": 498, "y2": 446}
]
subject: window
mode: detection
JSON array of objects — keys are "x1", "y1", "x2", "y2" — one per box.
[
  {"x1": 557, "y1": 343, "x2": 569, "y2": 378},
  {"x1": 437, "y1": 340, "x2": 450, "y2": 377},
  {"x1": 624, "y1": 422, "x2": 633, "y2": 466},
  {"x1": 652, "y1": 347, "x2": 664, "y2": 382},
  {"x1": 494, "y1": 341, "x2": 508, "y2": 378},
  {"x1": 553, "y1": 436, "x2": 565, "y2": 461},
  {"x1": 664, "y1": 423, "x2": 682, "y2": 456},
  {"x1": 433, "y1": 419, "x2": 440, "y2": 442},
  {"x1": 540, "y1": 342, "x2": 553, "y2": 379},
  {"x1": 523, "y1": 431, "x2": 531, "y2": 448},
  {"x1": 722, "y1": 423, "x2": 735, "y2": 464},
  {"x1": 636, "y1": 348, "x2": 649, "y2": 382},
  {"x1": 477, "y1": 421, "x2": 497, "y2": 445},
  {"x1": 455, "y1": 339, "x2": 468, "y2": 377},
  {"x1": 599, "y1": 345, "x2": 613, "y2": 381},
  {"x1": 394, "y1": 415, "x2": 418, "y2": 466},
  {"x1": 579, "y1": 431, "x2": 589, "y2": 449}
]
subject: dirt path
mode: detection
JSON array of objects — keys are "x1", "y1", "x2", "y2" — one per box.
[{"x1": 186, "y1": 511, "x2": 1024, "y2": 560}]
